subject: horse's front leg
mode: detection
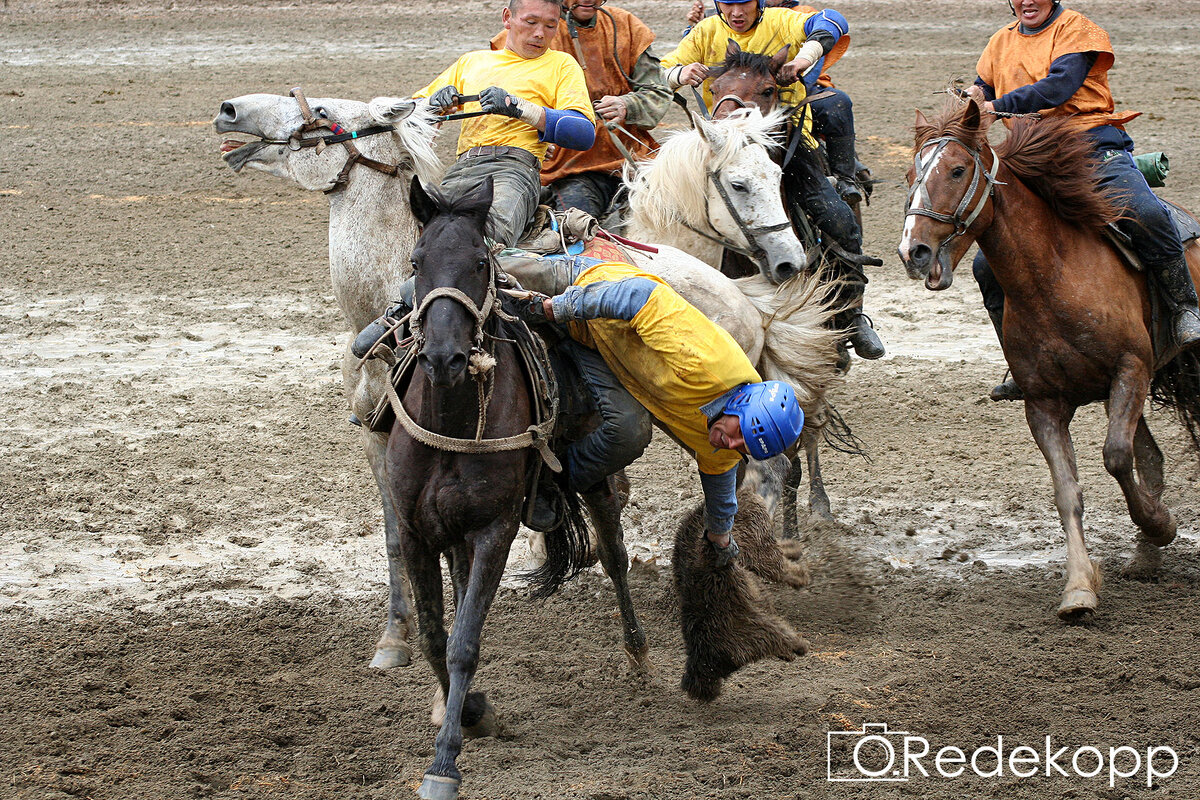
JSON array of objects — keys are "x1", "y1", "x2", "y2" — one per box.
[
  {"x1": 419, "y1": 523, "x2": 511, "y2": 800},
  {"x1": 583, "y1": 474, "x2": 650, "y2": 672},
  {"x1": 364, "y1": 428, "x2": 416, "y2": 669},
  {"x1": 1024, "y1": 399, "x2": 1100, "y2": 621}
]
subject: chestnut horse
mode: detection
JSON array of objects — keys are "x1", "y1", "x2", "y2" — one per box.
[{"x1": 899, "y1": 99, "x2": 1200, "y2": 621}]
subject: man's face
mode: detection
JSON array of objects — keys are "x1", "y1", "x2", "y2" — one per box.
[
  {"x1": 716, "y1": 1, "x2": 760, "y2": 34},
  {"x1": 1012, "y1": 0, "x2": 1055, "y2": 27},
  {"x1": 565, "y1": 0, "x2": 599, "y2": 24},
  {"x1": 708, "y1": 414, "x2": 749, "y2": 455},
  {"x1": 503, "y1": 0, "x2": 561, "y2": 58}
]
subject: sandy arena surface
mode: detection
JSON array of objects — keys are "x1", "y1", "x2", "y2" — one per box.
[{"x1": 2, "y1": 0, "x2": 1199, "y2": 797}]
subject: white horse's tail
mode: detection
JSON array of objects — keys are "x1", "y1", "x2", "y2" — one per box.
[{"x1": 733, "y1": 270, "x2": 846, "y2": 410}]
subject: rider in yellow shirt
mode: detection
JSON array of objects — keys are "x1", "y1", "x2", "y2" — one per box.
[{"x1": 410, "y1": 0, "x2": 598, "y2": 247}]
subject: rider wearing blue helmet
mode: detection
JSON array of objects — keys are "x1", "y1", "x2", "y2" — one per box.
[{"x1": 520, "y1": 258, "x2": 806, "y2": 567}]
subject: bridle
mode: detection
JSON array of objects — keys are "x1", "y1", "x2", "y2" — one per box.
[
  {"x1": 682, "y1": 163, "x2": 793, "y2": 269},
  {"x1": 380, "y1": 253, "x2": 560, "y2": 469},
  {"x1": 905, "y1": 135, "x2": 1003, "y2": 252},
  {"x1": 279, "y1": 87, "x2": 409, "y2": 193}
]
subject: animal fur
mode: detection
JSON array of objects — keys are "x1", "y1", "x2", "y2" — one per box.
[{"x1": 673, "y1": 491, "x2": 809, "y2": 702}]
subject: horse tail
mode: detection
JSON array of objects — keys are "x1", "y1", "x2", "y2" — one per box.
[
  {"x1": 734, "y1": 270, "x2": 846, "y2": 410},
  {"x1": 525, "y1": 477, "x2": 592, "y2": 600},
  {"x1": 818, "y1": 401, "x2": 868, "y2": 459},
  {"x1": 1151, "y1": 349, "x2": 1200, "y2": 453}
]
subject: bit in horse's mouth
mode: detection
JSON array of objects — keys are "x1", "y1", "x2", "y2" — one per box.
[{"x1": 220, "y1": 139, "x2": 247, "y2": 153}]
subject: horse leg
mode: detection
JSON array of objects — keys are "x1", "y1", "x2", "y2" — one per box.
[
  {"x1": 432, "y1": 543, "x2": 495, "y2": 737},
  {"x1": 1024, "y1": 399, "x2": 1101, "y2": 621},
  {"x1": 402, "y1": 536, "x2": 451, "y2": 730},
  {"x1": 582, "y1": 473, "x2": 650, "y2": 672},
  {"x1": 365, "y1": 431, "x2": 415, "y2": 669},
  {"x1": 805, "y1": 429, "x2": 834, "y2": 523},
  {"x1": 419, "y1": 526, "x2": 510, "y2": 800},
  {"x1": 1116, "y1": 412, "x2": 1175, "y2": 580}
]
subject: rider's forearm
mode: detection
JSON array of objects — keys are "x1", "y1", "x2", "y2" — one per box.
[
  {"x1": 621, "y1": 50, "x2": 674, "y2": 128},
  {"x1": 699, "y1": 468, "x2": 738, "y2": 536},
  {"x1": 549, "y1": 277, "x2": 656, "y2": 323},
  {"x1": 540, "y1": 108, "x2": 595, "y2": 150},
  {"x1": 992, "y1": 52, "x2": 1096, "y2": 114}
]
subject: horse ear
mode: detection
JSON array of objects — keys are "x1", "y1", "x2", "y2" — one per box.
[
  {"x1": 915, "y1": 108, "x2": 929, "y2": 128},
  {"x1": 769, "y1": 45, "x2": 790, "y2": 76},
  {"x1": 725, "y1": 38, "x2": 742, "y2": 60},
  {"x1": 459, "y1": 176, "x2": 494, "y2": 224},
  {"x1": 410, "y1": 176, "x2": 437, "y2": 226},
  {"x1": 962, "y1": 98, "x2": 982, "y2": 132},
  {"x1": 695, "y1": 115, "x2": 724, "y2": 153}
]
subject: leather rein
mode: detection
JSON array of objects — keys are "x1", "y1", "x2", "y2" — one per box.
[{"x1": 905, "y1": 135, "x2": 1004, "y2": 251}]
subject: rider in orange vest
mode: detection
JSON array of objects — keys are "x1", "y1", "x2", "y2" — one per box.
[{"x1": 968, "y1": 0, "x2": 1200, "y2": 400}]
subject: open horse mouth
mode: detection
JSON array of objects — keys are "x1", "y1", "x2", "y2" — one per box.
[
  {"x1": 218, "y1": 138, "x2": 276, "y2": 172},
  {"x1": 924, "y1": 248, "x2": 954, "y2": 291},
  {"x1": 220, "y1": 139, "x2": 246, "y2": 153}
]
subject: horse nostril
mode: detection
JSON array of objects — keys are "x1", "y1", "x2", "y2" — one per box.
[
  {"x1": 774, "y1": 261, "x2": 798, "y2": 282},
  {"x1": 910, "y1": 243, "x2": 932, "y2": 269},
  {"x1": 218, "y1": 102, "x2": 236, "y2": 122},
  {"x1": 447, "y1": 353, "x2": 467, "y2": 376}
]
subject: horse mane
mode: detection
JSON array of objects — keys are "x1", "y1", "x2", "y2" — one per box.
[
  {"x1": 915, "y1": 100, "x2": 1124, "y2": 231},
  {"x1": 395, "y1": 101, "x2": 444, "y2": 185},
  {"x1": 624, "y1": 107, "x2": 785, "y2": 232}
]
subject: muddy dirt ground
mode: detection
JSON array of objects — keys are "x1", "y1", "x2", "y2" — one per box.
[{"x1": 2, "y1": 0, "x2": 1199, "y2": 797}]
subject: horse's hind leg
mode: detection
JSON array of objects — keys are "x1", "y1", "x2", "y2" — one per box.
[
  {"x1": 1104, "y1": 379, "x2": 1177, "y2": 548},
  {"x1": 583, "y1": 473, "x2": 650, "y2": 672},
  {"x1": 1025, "y1": 399, "x2": 1101, "y2": 621},
  {"x1": 1117, "y1": 412, "x2": 1174, "y2": 580},
  {"x1": 365, "y1": 431, "x2": 415, "y2": 669},
  {"x1": 420, "y1": 524, "x2": 511, "y2": 800},
  {"x1": 805, "y1": 430, "x2": 834, "y2": 523}
]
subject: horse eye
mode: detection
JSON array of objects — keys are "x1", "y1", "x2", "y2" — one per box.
[
  {"x1": 952, "y1": 165, "x2": 966, "y2": 178},
  {"x1": 762, "y1": 88, "x2": 775, "y2": 97},
  {"x1": 730, "y1": 180, "x2": 749, "y2": 193},
  {"x1": 477, "y1": 258, "x2": 488, "y2": 270},
  {"x1": 315, "y1": 107, "x2": 329, "y2": 119},
  {"x1": 410, "y1": 257, "x2": 419, "y2": 271}
]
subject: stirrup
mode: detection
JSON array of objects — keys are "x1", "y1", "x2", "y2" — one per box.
[
  {"x1": 989, "y1": 373, "x2": 1024, "y2": 402},
  {"x1": 707, "y1": 531, "x2": 740, "y2": 569}
]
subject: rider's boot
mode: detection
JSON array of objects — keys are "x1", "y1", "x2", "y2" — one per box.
[
  {"x1": 526, "y1": 471, "x2": 564, "y2": 533},
  {"x1": 1156, "y1": 255, "x2": 1200, "y2": 351},
  {"x1": 841, "y1": 282, "x2": 884, "y2": 359},
  {"x1": 352, "y1": 277, "x2": 415, "y2": 359},
  {"x1": 826, "y1": 135, "x2": 864, "y2": 205},
  {"x1": 987, "y1": 307, "x2": 1023, "y2": 401}
]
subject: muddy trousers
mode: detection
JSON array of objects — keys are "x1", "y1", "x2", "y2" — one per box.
[
  {"x1": 809, "y1": 88, "x2": 859, "y2": 186},
  {"x1": 438, "y1": 152, "x2": 542, "y2": 248},
  {"x1": 547, "y1": 171, "x2": 621, "y2": 221},
  {"x1": 558, "y1": 339, "x2": 653, "y2": 494},
  {"x1": 782, "y1": 146, "x2": 862, "y2": 255}
]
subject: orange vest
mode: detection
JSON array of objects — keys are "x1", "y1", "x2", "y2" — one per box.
[
  {"x1": 492, "y1": 8, "x2": 657, "y2": 185},
  {"x1": 795, "y1": 5, "x2": 849, "y2": 88},
  {"x1": 976, "y1": 9, "x2": 1139, "y2": 131}
]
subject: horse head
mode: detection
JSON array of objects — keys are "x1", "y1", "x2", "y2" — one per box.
[
  {"x1": 409, "y1": 176, "x2": 496, "y2": 388},
  {"x1": 708, "y1": 40, "x2": 790, "y2": 120},
  {"x1": 213, "y1": 91, "x2": 441, "y2": 191},
  {"x1": 899, "y1": 99, "x2": 999, "y2": 291}
]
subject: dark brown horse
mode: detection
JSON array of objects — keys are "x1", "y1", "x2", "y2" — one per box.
[
  {"x1": 899, "y1": 99, "x2": 1200, "y2": 620},
  {"x1": 388, "y1": 176, "x2": 646, "y2": 800}
]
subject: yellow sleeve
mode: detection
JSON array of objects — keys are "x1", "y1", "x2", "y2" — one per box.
[
  {"x1": 553, "y1": 55, "x2": 598, "y2": 121},
  {"x1": 773, "y1": 7, "x2": 814, "y2": 49},
  {"x1": 661, "y1": 23, "x2": 710, "y2": 69},
  {"x1": 412, "y1": 57, "x2": 464, "y2": 100}
]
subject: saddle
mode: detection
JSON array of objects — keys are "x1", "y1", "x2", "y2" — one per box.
[{"x1": 1103, "y1": 199, "x2": 1200, "y2": 368}]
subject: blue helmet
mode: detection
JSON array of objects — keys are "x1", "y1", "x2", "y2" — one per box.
[
  {"x1": 722, "y1": 381, "x2": 804, "y2": 460},
  {"x1": 713, "y1": 0, "x2": 766, "y2": 29}
]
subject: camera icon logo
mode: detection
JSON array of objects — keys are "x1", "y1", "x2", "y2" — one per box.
[{"x1": 827, "y1": 723, "x2": 911, "y2": 782}]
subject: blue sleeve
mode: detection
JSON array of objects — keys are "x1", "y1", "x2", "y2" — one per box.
[
  {"x1": 973, "y1": 77, "x2": 996, "y2": 102},
  {"x1": 699, "y1": 468, "x2": 738, "y2": 535},
  {"x1": 804, "y1": 9, "x2": 848, "y2": 44},
  {"x1": 992, "y1": 52, "x2": 1097, "y2": 114},
  {"x1": 550, "y1": 277, "x2": 657, "y2": 323},
  {"x1": 540, "y1": 108, "x2": 596, "y2": 151}
]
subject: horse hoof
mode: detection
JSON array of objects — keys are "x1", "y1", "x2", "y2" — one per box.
[
  {"x1": 625, "y1": 644, "x2": 653, "y2": 674},
  {"x1": 369, "y1": 643, "x2": 413, "y2": 669},
  {"x1": 1057, "y1": 589, "x2": 1098, "y2": 622},
  {"x1": 1120, "y1": 544, "x2": 1164, "y2": 581},
  {"x1": 462, "y1": 701, "x2": 500, "y2": 740},
  {"x1": 417, "y1": 774, "x2": 460, "y2": 800}
]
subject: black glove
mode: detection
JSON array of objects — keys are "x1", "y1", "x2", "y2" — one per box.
[
  {"x1": 515, "y1": 292, "x2": 552, "y2": 323},
  {"x1": 479, "y1": 85, "x2": 527, "y2": 120},
  {"x1": 429, "y1": 85, "x2": 462, "y2": 112}
]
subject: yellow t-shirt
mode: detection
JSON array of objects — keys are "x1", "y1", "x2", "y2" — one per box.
[
  {"x1": 565, "y1": 261, "x2": 761, "y2": 476},
  {"x1": 662, "y1": 7, "x2": 816, "y2": 138},
  {"x1": 413, "y1": 48, "x2": 595, "y2": 159}
]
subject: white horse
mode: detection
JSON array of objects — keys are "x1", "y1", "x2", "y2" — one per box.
[
  {"x1": 625, "y1": 110, "x2": 854, "y2": 522},
  {"x1": 213, "y1": 91, "x2": 843, "y2": 669}
]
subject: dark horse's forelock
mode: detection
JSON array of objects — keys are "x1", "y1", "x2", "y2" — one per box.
[
  {"x1": 420, "y1": 182, "x2": 497, "y2": 241},
  {"x1": 721, "y1": 47, "x2": 775, "y2": 77},
  {"x1": 916, "y1": 100, "x2": 1125, "y2": 232}
]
